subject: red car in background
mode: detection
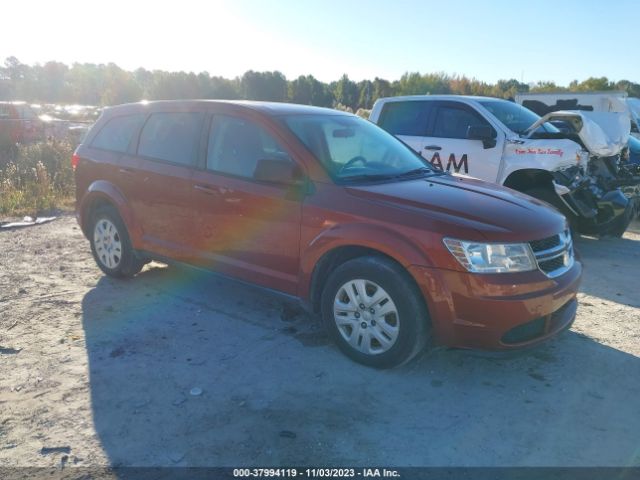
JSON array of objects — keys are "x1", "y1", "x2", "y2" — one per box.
[{"x1": 0, "y1": 101, "x2": 44, "y2": 144}]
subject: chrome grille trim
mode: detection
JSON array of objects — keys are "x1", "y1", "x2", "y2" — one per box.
[{"x1": 529, "y1": 231, "x2": 574, "y2": 278}]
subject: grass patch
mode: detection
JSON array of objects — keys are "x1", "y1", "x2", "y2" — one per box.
[{"x1": 0, "y1": 140, "x2": 75, "y2": 216}]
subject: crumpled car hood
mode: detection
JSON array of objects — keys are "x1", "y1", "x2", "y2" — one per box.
[{"x1": 525, "y1": 110, "x2": 630, "y2": 157}]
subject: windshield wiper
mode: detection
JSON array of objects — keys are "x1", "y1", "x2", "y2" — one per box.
[
  {"x1": 340, "y1": 173, "x2": 397, "y2": 184},
  {"x1": 393, "y1": 167, "x2": 446, "y2": 179},
  {"x1": 340, "y1": 167, "x2": 447, "y2": 184}
]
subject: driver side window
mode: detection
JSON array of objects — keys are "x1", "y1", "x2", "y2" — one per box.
[
  {"x1": 432, "y1": 106, "x2": 490, "y2": 139},
  {"x1": 207, "y1": 115, "x2": 293, "y2": 179}
]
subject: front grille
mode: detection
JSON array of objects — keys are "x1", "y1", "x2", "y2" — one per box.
[
  {"x1": 529, "y1": 235, "x2": 560, "y2": 253},
  {"x1": 529, "y1": 231, "x2": 574, "y2": 278},
  {"x1": 539, "y1": 255, "x2": 566, "y2": 274}
]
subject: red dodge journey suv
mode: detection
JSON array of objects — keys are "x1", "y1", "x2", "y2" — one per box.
[{"x1": 74, "y1": 100, "x2": 582, "y2": 368}]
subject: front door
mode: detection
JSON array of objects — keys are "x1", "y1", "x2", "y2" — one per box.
[
  {"x1": 423, "y1": 101, "x2": 502, "y2": 181},
  {"x1": 190, "y1": 113, "x2": 303, "y2": 295}
]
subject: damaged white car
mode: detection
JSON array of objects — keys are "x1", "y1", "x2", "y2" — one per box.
[
  {"x1": 370, "y1": 95, "x2": 638, "y2": 236},
  {"x1": 515, "y1": 91, "x2": 640, "y2": 224}
]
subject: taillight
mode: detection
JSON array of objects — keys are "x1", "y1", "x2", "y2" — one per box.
[{"x1": 71, "y1": 153, "x2": 80, "y2": 170}]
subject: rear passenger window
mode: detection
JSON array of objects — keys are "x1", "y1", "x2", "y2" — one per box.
[
  {"x1": 432, "y1": 106, "x2": 489, "y2": 139},
  {"x1": 378, "y1": 101, "x2": 430, "y2": 136},
  {"x1": 138, "y1": 112, "x2": 203, "y2": 165},
  {"x1": 207, "y1": 115, "x2": 292, "y2": 179},
  {"x1": 91, "y1": 114, "x2": 145, "y2": 153}
]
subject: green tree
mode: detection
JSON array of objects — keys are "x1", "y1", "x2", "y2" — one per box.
[
  {"x1": 288, "y1": 75, "x2": 313, "y2": 104},
  {"x1": 241, "y1": 71, "x2": 287, "y2": 101},
  {"x1": 210, "y1": 76, "x2": 241, "y2": 99},
  {"x1": 371, "y1": 77, "x2": 393, "y2": 103},
  {"x1": 65, "y1": 63, "x2": 104, "y2": 105},
  {"x1": 491, "y1": 78, "x2": 529, "y2": 99},
  {"x1": 573, "y1": 77, "x2": 614, "y2": 91},
  {"x1": 3, "y1": 57, "x2": 640, "y2": 108},
  {"x1": 333, "y1": 74, "x2": 358, "y2": 110},
  {"x1": 39, "y1": 61, "x2": 69, "y2": 102},
  {"x1": 422, "y1": 73, "x2": 451, "y2": 94},
  {"x1": 394, "y1": 72, "x2": 426, "y2": 95},
  {"x1": 615, "y1": 80, "x2": 640, "y2": 97},
  {"x1": 357, "y1": 80, "x2": 373, "y2": 109},
  {"x1": 101, "y1": 63, "x2": 142, "y2": 105},
  {"x1": 530, "y1": 81, "x2": 564, "y2": 93}
]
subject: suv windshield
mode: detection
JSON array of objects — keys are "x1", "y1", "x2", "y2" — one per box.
[
  {"x1": 282, "y1": 114, "x2": 437, "y2": 183},
  {"x1": 479, "y1": 99, "x2": 559, "y2": 135}
]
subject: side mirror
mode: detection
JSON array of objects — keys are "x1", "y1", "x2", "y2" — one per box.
[
  {"x1": 253, "y1": 158, "x2": 303, "y2": 185},
  {"x1": 467, "y1": 125, "x2": 496, "y2": 149}
]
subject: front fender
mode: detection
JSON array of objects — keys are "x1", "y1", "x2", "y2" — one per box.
[
  {"x1": 78, "y1": 181, "x2": 141, "y2": 247},
  {"x1": 498, "y1": 139, "x2": 583, "y2": 184},
  {"x1": 299, "y1": 222, "x2": 434, "y2": 301}
]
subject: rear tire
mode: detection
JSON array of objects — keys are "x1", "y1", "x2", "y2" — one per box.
[
  {"x1": 89, "y1": 206, "x2": 144, "y2": 278},
  {"x1": 321, "y1": 256, "x2": 430, "y2": 369}
]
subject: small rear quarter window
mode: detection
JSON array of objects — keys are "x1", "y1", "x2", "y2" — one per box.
[{"x1": 91, "y1": 114, "x2": 146, "y2": 153}]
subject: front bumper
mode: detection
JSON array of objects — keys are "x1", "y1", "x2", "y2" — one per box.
[
  {"x1": 408, "y1": 261, "x2": 582, "y2": 350},
  {"x1": 552, "y1": 167, "x2": 635, "y2": 233}
]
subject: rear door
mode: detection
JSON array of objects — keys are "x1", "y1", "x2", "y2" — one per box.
[
  {"x1": 190, "y1": 112, "x2": 303, "y2": 295},
  {"x1": 131, "y1": 110, "x2": 205, "y2": 260},
  {"x1": 422, "y1": 101, "x2": 502, "y2": 180},
  {"x1": 87, "y1": 113, "x2": 147, "y2": 199},
  {"x1": 376, "y1": 100, "x2": 433, "y2": 156}
]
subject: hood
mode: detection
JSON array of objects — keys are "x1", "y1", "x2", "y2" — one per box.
[
  {"x1": 525, "y1": 110, "x2": 630, "y2": 157},
  {"x1": 347, "y1": 175, "x2": 566, "y2": 241}
]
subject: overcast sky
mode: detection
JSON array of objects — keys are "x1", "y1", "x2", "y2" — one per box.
[{"x1": 1, "y1": 0, "x2": 637, "y2": 85}]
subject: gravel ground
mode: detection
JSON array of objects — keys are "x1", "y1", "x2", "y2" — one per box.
[{"x1": 0, "y1": 214, "x2": 639, "y2": 469}]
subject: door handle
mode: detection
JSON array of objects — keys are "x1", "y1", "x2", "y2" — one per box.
[
  {"x1": 118, "y1": 167, "x2": 135, "y2": 175},
  {"x1": 193, "y1": 184, "x2": 219, "y2": 195},
  {"x1": 424, "y1": 145, "x2": 442, "y2": 151}
]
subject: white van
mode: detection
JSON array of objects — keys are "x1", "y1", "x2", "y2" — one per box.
[
  {"x1": 514, "y1": 91, "x2": 640, "y2": 138},
  {"x1": 369, "y1": 95, "x2": 636, "y2": 236}
]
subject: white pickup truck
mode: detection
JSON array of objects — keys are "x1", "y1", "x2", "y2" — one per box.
[{"x1": 369, "y1": 95, "x2": 636, "y2": 236}]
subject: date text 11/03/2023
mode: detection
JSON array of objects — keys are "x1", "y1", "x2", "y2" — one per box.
[{"x1": 233, "y1": 468, "x2": 401, "y2": 478}]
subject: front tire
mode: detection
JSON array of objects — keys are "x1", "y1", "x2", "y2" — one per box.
[
  {"x1": 321, "y1": 256, "x2": 430, "y2": 368},
  {"x1": 90, "y1": 206, "x2": 144, "y2": 278}
]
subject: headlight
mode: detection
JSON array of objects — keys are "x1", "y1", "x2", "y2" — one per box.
[{"x1": 443, "y1": 238, "x2": 537, "y2": 273}]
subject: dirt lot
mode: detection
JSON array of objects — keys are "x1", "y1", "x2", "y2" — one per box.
[{"x1": 1, "y1": 214, "x2": 639, "y2": 468}]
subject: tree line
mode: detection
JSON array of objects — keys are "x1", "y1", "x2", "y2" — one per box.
[{"x1": 2, "y1": 56, "x2": 640, "y2": 111}]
